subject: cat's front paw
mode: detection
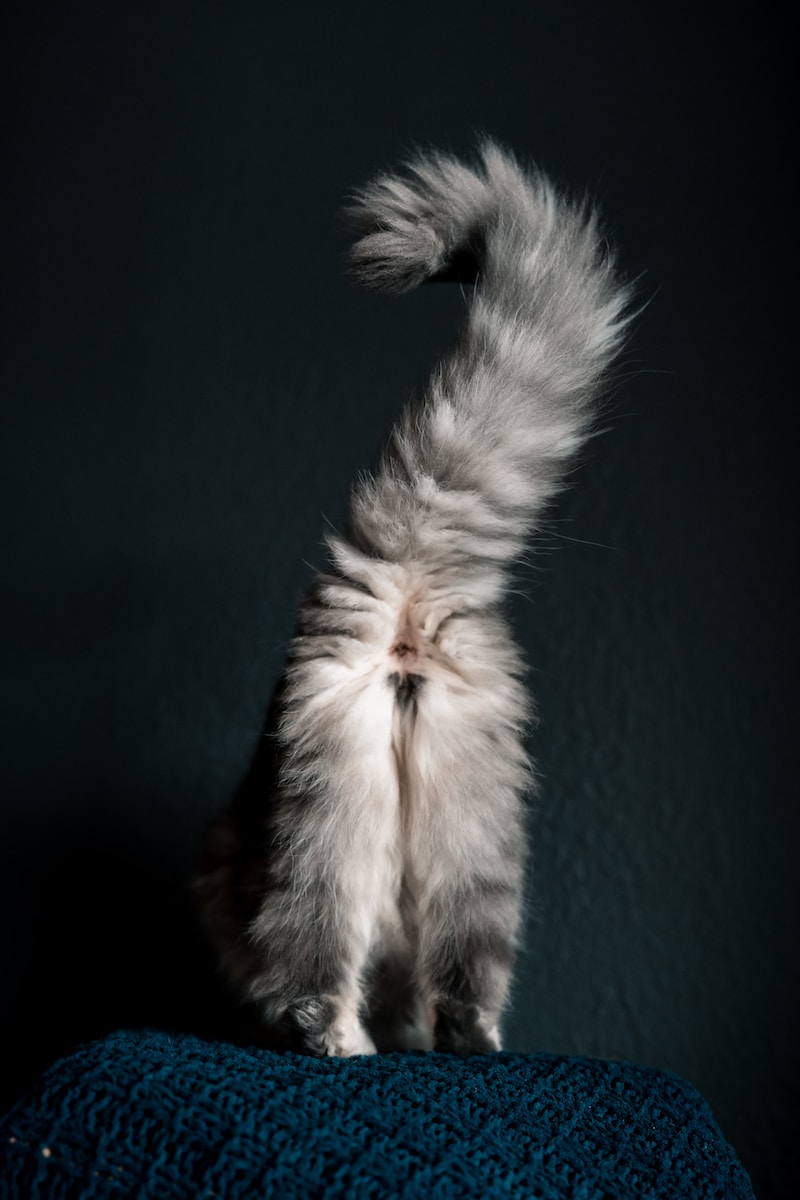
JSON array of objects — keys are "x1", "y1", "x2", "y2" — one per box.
[
  {"x1": 287, "y1": 996, "x2": 377, "y2": 1058},
  {"x1": 433, "y1": 1001, "x2": 501, "y2": 1055}
]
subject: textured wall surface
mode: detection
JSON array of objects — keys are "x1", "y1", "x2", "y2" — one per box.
[{"x1": 2, "y1": 4, "x2": 795, "y2": 1197}]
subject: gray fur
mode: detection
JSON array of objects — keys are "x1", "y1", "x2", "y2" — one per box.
[{"x1": 195, "y1": 140, "x2": 631, "y2": 1056}]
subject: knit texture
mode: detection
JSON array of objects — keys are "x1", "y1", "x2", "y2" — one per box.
[{"x1": 0, "y1": 1031, "x2": 753, "y2": 1199}]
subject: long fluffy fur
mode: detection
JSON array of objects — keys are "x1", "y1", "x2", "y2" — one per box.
[{"x1": 195, "y1": 140, "x2": 631, "y2": 1056}]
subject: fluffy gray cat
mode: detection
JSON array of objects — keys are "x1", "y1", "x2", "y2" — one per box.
[{"x1": 196, "y1": 140, "x2": 630, "y2": 1057}]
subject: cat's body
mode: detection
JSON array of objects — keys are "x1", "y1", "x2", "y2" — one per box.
[{"x1": 196, "y1": 141, "x2": 630, "y2": 1056}]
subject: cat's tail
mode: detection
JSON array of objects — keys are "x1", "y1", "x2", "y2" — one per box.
[{"x1": 337, "y1": 139, "x2": 632, "y2": 599}]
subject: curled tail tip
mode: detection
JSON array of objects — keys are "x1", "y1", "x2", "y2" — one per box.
[
  {"x1": 344, "y1": 173, "x2": 450, "y2": 294},
  {"x1": 343, "y1": 138, "x2": 620, "y2": 305},
  {"x1": 344, "y1": 140, "x2": 496, "y2": 294},
  {"x1": 346, "y1": 218, "x2": 447, "y2": 294},
  {"x1": 343, "y1": 138, "x2": 564, "y2": 295}
]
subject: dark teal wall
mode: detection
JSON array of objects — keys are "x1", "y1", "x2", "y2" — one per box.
[{"x1": 3, "y1": 5, "x2": 795, "y2": 1196}]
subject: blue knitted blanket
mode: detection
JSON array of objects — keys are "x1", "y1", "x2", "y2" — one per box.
[{"x1": 1, "y1": 1031, "x2": 753, "y2": 1199}]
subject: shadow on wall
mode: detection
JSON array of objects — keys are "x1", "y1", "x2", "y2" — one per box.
[{"x1": 2, "y1": 812, "x2": 236, "y2": 1115}]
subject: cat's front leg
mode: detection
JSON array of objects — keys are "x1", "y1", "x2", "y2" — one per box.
[
  {"x1": 246, "y1": 883, "x2": 377, "y2": 1058},
  {"x1": 415, "y1": 878, "x2": 522, "y2": 1055},
  {"x1": 247, "y1": 957, "x2": 378, "y2": 1059}
]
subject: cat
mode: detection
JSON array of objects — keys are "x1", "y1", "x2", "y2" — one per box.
[{"x1": 195, "y1": 139, "x2": 631, "y2": 1057}]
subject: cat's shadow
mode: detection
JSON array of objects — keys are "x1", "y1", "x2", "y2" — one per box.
[{"x1": 2, "y1": 812, "x2": 237, "y2": 1114}]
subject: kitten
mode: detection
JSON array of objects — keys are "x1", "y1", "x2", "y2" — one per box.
[{"x1": 195, "y1": 140, "x2": 630, "y2": 1057}]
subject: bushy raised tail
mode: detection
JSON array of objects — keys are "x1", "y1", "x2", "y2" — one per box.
[{"x1": 336, "y1": 139, "x2": 631, "y2": 600}]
